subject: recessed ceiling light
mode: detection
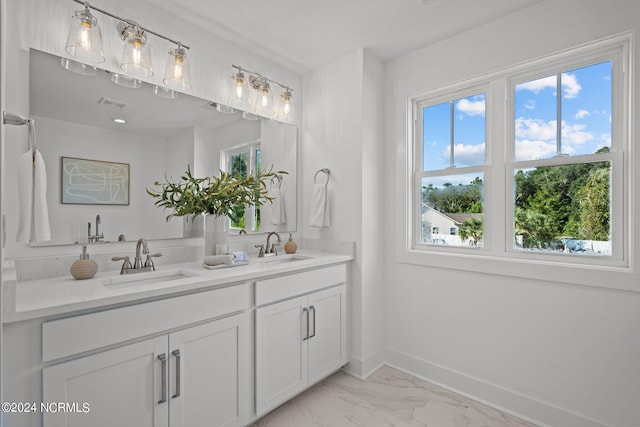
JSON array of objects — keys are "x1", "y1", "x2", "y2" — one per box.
[{"x1": 112, "y1": 118, "x2": 126, "y2": 124}]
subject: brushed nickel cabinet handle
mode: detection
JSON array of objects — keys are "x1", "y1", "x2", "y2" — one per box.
[
  {"x1": 309, "y1": 305, "x2": 316, "y2": 339},
  {"x1": 172, "y1": 349, "x2": 181, "y2": 398},
  {"x1": 157, "y1": 353, "x2": 167, "y2": 404},
  {"x1": 302, "y1": 307, "x2": 310, "y2": 341}
]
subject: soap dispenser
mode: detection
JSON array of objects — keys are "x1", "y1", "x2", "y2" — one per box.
[
  {"x1": 70, "y1": 245, "x2": 98, "y2": 280},
  {"x1": 284, "y1": 233, "x2": 298, "y2": 254}
]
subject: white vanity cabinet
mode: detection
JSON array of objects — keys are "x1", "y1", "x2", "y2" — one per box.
[
  {"x1": 255, "y1": 265, "x2": 347, "y2": 415},
  {"x1": 41, "y1": 285, "x2": 251, "y2": 427}
]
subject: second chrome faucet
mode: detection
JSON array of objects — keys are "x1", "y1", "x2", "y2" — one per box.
[{"x1": 112, "y1": 238, "x2": 163, "y2": 274}]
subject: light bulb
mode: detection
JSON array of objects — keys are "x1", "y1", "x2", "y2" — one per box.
[
  {"x1": 163, "y1": 45, "x2": 191, "y2": 90},
  {"x1": 65, "y1": 6, "x2": 104, "y2": 63}
]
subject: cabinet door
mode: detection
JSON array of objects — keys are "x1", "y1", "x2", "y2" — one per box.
[
  {"x1": 43, "y1": 336, "x2": 168, "y2": 427},
  {"x1": 168, "y1": 313, "x2": 250, "y2": 427},
  {"x1": 255, "y1": 295, "x2": 308, "y2": 415},
  {"x1": 307, "y1": 284, "x2": 347, "y2": 384}
]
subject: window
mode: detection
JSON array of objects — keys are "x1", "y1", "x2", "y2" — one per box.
[
  {"x1": 512, "y1": 62, "x2": 613, "y2": 256},
  {"x1": 416, "y1": 91, "x2": 487, "y2": 248},
  {"x1": 222, "y1": 141, "x2": 262, "y2": 232},
  {"x1": 409, "y1": 36, "x2": 629, "y2": 271}
]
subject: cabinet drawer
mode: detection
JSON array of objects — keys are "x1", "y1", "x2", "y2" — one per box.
[
  {"x1": 255, "y1": 264, "x2": 347, "y2": 306},
  {"x1": 42, "y1": 283, "x2": 251, "y2": 362}
]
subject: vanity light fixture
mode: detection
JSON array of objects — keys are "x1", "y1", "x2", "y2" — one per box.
[
  {"x1": 119, "y1": 22, "x2": 153, "y2": 78},
  {"x1": 230, "y1": 64, "x2": 295, "y2": 122},
  {"x1": 65, "y1": 0, "x2": 192, "y2": 90},
  {"x1": 65, "y1": 1, "x2": 105, "y2": 64},
  {"x1": 60, "y1": 57, "x2": 98, "y2": 76}
]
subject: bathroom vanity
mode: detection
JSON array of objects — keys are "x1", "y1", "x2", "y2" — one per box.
[{"x1": 2, "y1": 248, "x2": 352, "y2": 427}]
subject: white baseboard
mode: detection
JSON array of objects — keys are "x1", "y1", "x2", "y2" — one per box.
[
  {"x1": 343, "y1": 350, "x2": 385, "y2": 379},
  {"x1": 385, "y1": 349, "x2": 612, "y2": 427}
]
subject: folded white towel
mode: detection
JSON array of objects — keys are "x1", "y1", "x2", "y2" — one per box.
[
  {"x1": 309, "y1": 183, "x2": 330, "y2": 227},
  {"x1": 268, "y1": 187, "x2": 286, "y2": 225},
  {"x1": 17, "y1": 149, "x2": 51, "y2": 243},
  {"x1": 203, "y1": 254, "x2": 234, "y2": 266}
]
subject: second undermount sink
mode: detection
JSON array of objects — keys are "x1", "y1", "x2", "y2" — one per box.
[
  {"x1": 254, "y1": 254, "x2": 312, "y2": 265},
  {"x1": 99, "y1": 269, "x2": 200, "y2": 288}
]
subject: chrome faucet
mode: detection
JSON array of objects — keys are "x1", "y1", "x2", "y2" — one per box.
[
  {"x1": 134, "y1": 238, "x2": 149, "y2": 269},
  {"x1": 112, "y1": 238, "x2": 162, "y2": 274},
  {"x1": 265, "y1": 231, "x2": 281, "y2": 256},
  {"x1": 88, "y1": 214, "x2": 104, "y2": 243}
]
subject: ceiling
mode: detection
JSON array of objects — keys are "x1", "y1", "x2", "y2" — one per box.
[{"x1": 149, "y1": 0, "x2": 542, "y2": 73}]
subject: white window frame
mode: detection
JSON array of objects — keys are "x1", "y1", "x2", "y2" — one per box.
[
  {"x1": 399, "y1": 33, "x2": 633, "y2": 291},
  {"x1": 413, "y1": 84, "x2": 490, "y2": 252}
]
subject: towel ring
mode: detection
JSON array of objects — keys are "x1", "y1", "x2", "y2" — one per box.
[
  {"x1": 270, "y1": 174, "x2": 282, "y2": 188},
  {"x1": 314, "y1": 168, "x2": 331, "y2": 185}
]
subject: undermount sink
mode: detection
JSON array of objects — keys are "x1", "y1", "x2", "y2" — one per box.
[
  {"x1": 99, "y1": 269, "x2": 199, "y2": 288},
  {"x1": 255, "y1": 255, "x2": 312, "y2": 264}
]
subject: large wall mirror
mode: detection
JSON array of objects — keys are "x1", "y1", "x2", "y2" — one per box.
[{"x1": 24, "y1": 49, "x2": 297, "y2": 247}]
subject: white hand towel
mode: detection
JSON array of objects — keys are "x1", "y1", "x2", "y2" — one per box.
[
  {"x1": 17, "y1": 149, "x2": 51, "y2": 243},
  {"x1": 309, "y1": 183, "x2": 330, "y2": 227},
  {"x1": 268, "y1": 187, "x2": 286, "y2": 225}
]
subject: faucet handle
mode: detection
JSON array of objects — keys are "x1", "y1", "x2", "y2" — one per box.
[
  {"x1": 144, "y1": 253, "x2": 163, "y2": 270},
  {"x1": 254, "y1": 244, "x2": 265, "y2": 257},
  {"x1": 270, "y1": 242, "x2": 281, "y2": 256},
  {"x1": 111, "y1": 256, "x2": 132, "y2": 274}
]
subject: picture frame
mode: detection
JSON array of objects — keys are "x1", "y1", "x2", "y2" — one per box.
[{"x1": 61, "y1": 156, "x2": 130, "y2": 205}]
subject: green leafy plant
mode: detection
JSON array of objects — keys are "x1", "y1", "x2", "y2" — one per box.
[{"x1": 146, "y1": 165, "x2": 285, "y2": 223}]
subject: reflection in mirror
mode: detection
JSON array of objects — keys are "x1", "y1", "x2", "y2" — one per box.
[{"x1": 27, "y1": 49, "x2": 297, "y2": 246}]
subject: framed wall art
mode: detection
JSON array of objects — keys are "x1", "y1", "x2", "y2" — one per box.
[{"x1": 61, "y1": 157, "x2": 130, "y2": 205}]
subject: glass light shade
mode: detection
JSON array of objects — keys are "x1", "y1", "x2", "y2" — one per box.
[
  {"x1": 278, "y1": 89, "x2": 294, "y2": 122},
  {"x1": 60, "y1": 57, "x2": 97, "y2": 76},
  {"x1": 65, "y1": 8, "x2": 105, "y2": 64},
  {"x1": 242, "y1": 111, "x2": 259, "y2": 121},
  {"x1": 153, "y1": 85, "x2": 178, "y2": 99},
  {"x1": 229, "y1": 70, "x2": 250, "y2": 110},
  {"x1": 111, "y1": 73, "x2": 142, "y2": 88},
  {"x1": 162, "y1": 46, "x2": 191, "y2": 90},
  {"x1": 215, "y1": 103, "x2": 235, "y2": 114},
  {"x1": 120, "y1": 26, "x2": 153, "y2": 79},
  {"x1": 253, "y1": 83, "x2": 274, "y2": 117}
]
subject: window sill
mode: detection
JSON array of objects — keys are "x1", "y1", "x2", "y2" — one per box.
[{"x1": 397, "y1": 247, "x2": 638, "y2": 293}]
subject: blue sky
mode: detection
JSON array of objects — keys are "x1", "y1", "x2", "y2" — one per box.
[{"x1": 422, "y1": 60, "x2": 612, "y2": 176}]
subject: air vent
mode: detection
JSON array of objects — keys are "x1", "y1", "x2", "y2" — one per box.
[{"x1": 97, "y1": 97, "x2": 128, "y2": 109}]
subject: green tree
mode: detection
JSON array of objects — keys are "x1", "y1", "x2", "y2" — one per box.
[{"x1": 458, "y1": 217, "x2": 483, "y2": 246}]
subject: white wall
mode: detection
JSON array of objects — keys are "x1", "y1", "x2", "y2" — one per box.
[
  {"x1": 383, "y1": 1, "x2": 640, "y2": 426},
  {"x1": 302, "y1": 49, "x2": 386, "y2": 376}
]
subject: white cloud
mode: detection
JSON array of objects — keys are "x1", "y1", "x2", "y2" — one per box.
[
  {"x1": 456, "y1": 98, "x2": 485, "y2": 117},
  {"x1": 561, "y1": 122, "x2": 593, "y2": 145},
  {"x1": 517, "y1": 76, "x2": 555, "y2": 94},
  {"x1": 515, "y1": 139, "x2": 557, "y2": 161},
  {"x1": 440, "y1": 142, "x2": 485, "y2": 166},
  {"x1": 516, "y1": 73, "x2": 582, "y2": 99},
  {"x1": 524, "y1": 99, "x2": 536, "y2": 110},
  {"x1": 561, "y1": 73, "x2": 581, "y2": 99},
  {"x1": 515, "y1": 117, "x2": 557, "y2": 141},
  {"x1": 575, "y1": 109, "x2": 590, "y2": 119}
]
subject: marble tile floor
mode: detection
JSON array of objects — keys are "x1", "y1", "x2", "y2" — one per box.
[{"x1": 250, "y1": 365, "x2": 539, "y2": 427}]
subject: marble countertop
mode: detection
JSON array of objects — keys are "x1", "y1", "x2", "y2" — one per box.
[{"x1": 3, "y1": 249, "x2": 353, "y2": 323}]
